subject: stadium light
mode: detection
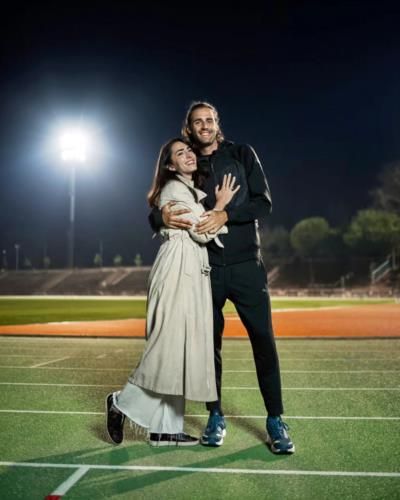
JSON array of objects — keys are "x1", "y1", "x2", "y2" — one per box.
[{"x1": 59, "y1": 128, "x2": 90, "y2": 268}]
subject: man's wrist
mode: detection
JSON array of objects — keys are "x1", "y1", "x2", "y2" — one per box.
[{"x1": 216, "y1": 210, "x2": 228, "y2": 223}]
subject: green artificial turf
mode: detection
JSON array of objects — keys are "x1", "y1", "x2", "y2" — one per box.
[
  {"x1": 0, "y1": 337, "x2": 399, "y2": 499},
  {"x1": 0, "y1": 296, "x2": 394, "y2": 325}
]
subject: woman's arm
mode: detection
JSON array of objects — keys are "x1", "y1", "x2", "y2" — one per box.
[{"x1": 160, "y1": 181, "x2": 227, "y2": 244}]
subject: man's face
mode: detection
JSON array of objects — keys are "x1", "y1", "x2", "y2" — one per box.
[{"x1": 188, "y1": 107, "x2": 219, "y2": 148}]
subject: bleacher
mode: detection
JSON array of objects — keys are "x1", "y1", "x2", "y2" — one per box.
[
  {"x1": 0, "y1": 267, "x2": 151, "y2": 296},
  {"x1": 0, "y1": 264, "x2": 396, "y2": 297},
  {"x1": 0, "y1": 270, "x2": 64, "y2": 295}
]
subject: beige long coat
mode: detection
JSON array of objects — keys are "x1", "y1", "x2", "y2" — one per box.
[{"x1": 130, "y1": 176, "x2": 227, "y2": 402}]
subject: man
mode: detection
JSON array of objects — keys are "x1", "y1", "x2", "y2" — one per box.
[{"x1": 150, "y1": 101, "x2": 294, "y2": 454}]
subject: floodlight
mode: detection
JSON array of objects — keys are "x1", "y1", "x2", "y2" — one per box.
[{"x1": 60, "y1": 129, "x2": 89, "y2": 163}]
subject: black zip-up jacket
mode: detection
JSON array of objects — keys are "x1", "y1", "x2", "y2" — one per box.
[{"x1": 149, "y1": 140, "x2": 272, "y2": 266}]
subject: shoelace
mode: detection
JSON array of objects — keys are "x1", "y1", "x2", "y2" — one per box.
[
  {"x1": 209, "y1": 415, "x2": 223, "y2": 432},
  {"x1": 270, "y1": 419, "x2": 290, "y2": 439}
]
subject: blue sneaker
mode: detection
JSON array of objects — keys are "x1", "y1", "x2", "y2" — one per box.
[
  {"x1": 266, "y1": 416, "x2": 295, "y2": 454},
  {"x1": 201, "y1": 411, "x2": 227, "y2": 446}
]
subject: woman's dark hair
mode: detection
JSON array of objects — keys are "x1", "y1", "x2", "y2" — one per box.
[{"x1": 147, "y1": 137, "x2": 204, "y2": 208}]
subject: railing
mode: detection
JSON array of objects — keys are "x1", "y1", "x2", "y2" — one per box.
[
  {"x1": 371, "y1": 256, "x2": 392, "y2": 284},
  {"x1": 267, "y1": 266, "x2": 280, "y2": 285}
]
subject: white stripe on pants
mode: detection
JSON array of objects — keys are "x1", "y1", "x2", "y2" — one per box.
[{"x1": 114, "y1": 381, "x2": 185, "y2": 434}]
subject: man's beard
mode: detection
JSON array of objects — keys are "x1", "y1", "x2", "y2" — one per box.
[{"x1": 194, "y1": 130, "x2": 217, "y2": 147}]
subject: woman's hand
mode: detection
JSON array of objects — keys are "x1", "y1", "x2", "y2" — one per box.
[{"x1": 214, "y1": 174, "x2": 240, "y2": 210}]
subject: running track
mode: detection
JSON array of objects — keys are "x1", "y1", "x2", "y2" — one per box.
[{"x1": 0, "y1": 304, "x2": 398, "y2": 337}]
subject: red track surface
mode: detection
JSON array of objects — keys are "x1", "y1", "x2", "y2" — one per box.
[{"x1": 0, "y1": 304, "x2": 398, "y2": 337}]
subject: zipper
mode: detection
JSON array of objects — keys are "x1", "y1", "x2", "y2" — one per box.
[{"x1": 210, "y1": 158, "x2": 226, "y2": 267}]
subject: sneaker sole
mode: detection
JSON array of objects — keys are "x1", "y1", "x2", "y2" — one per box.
[
  {"x1": 105, "y1": 393, "x2": 124, "y2": 445},
  {"x1": 266, "y1": 433, "x2": 295, "y2": 454},
  {"x1": 149, "y1": 439, "x2": 200, "y2": 447},
  {"x1": 200, "y1": 428, "x2": 227, "y2": 447}
]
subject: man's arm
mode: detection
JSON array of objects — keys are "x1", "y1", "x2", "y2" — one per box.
[
  {"x1": 148, "y1": 203, "x2": 193, "y2": 232},
  {"x1": 225, "y1": 144, "x2": 272, "y2": 224},
  {"x1": 148, "y1": 207, "x2": 163, "y2": 232}
]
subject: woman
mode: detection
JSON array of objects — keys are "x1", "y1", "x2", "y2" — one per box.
[{"x1": 106, "y1": 138, "x2": 239, "y2": 447}]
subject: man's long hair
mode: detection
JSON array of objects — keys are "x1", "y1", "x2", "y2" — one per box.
[
  {"x1": 147, "y1": 137, "x2": 203, "y2": 208},
  {"x1": 182, "y1": 101, "x2": 225, "y2": 147}
]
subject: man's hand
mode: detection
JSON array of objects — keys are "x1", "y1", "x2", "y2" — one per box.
[
  {"x1": 195, "y1": 210, "x2": 228, "y2": 234},
  {"x1": 161, "y1": 202, "x2": 193, "y2": 229}
]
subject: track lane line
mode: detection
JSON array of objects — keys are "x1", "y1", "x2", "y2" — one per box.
[
  {"x1": 45, "y1": 466, "x2": 89, "y2": 498},
  {"x1": 1, "y1": 461, "x2": 399, "y2": 478},
  {"x1": 0, "y1": 409, "x2": 399, "y2": 420},
  {"x1": 30, "y1": 357, "x2": 70, "y2": 368},
  {"x1": 0, "y1": 382, "x2": 399, "y2": 391},
  {"x1": 0, "y1": 365, "x2": 398, "y2": 373}
]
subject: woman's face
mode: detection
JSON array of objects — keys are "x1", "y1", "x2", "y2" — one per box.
[{"x1": 168, "y1": 141, "x2": 197, "y2": 179}]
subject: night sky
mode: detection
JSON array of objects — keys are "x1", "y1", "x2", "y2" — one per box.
[{"x1": 1, "y1": 1, "x2": 400, "y2": 268}]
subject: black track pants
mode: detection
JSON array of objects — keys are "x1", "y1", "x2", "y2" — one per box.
[{"x1": 206, "y1": 259, "x2": 284, "y2": 416}]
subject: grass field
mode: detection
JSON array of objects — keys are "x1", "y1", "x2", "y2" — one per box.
[
  {"x1": 0, "y1": 296, "x2": 395, "y2": 326},
  {"x1": 0, "y1": 336, "x2": 399, "y2": 499}
]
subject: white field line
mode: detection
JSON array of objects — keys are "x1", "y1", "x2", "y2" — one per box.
[
  {"x1": 0, "y1": 365, "x2": 129, "y2": 371},
  {"x1": 0, "y1": 382, "x2": 399, "y2": 391},
  {"x1": 0, "y1": 354, "x2": 140, "y2": 360},
  {"x1": 0, "y1": 354, "x2": 69, "y2": 358},
  {"x1": 48, "y1": 466, "x2": 89, "y2": 496},
  {"x1": 0, "y1": 365, "x2": 399, "y2": 373},
  {"x1": 224, "y1": 358, "x2": 400, "y2": 361},
  {"x1": 2, "y1": 351, "x2": 398, "y2": 360},
  {"x1": 0, "y1": 365, "x2": 130, "y2": 371},
  {"x1": 0, "y1": 409, "x2": 399, "y2": 421},
  {"x1": 18, "y1": 357, "x2": 393, "y2": 363},
  {"x1": 187, "y1": 414, "x2": 400, "y2": 422},
  {"x1": 226, "y1": 370, "x2": 400, "y2": 373},
  {"x1": 30, "y1": 356, "x2": 70, "y2": 368},
  {"x1": 1, "y1": 461, "x2": 399, "y2": 478},
  {"x1": 0, "y1": 295, "x2": 148, "y2": 300},
  {"x1": 224, "y1": 387, "x2": 400, "y2": 391},
  {"x1": 0, "y1": 382, "x2": 116, "y2": 387},
  {"x1": 223, "y1": 349, "x2": 400, "y2": 354},
  {"x1": 0, "y1": 350, "x2": 398, "y2": 357}
]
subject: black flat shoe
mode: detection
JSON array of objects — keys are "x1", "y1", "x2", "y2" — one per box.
[
  {"x1": 105, "y1": 393, "x2": 125, "y2": 445},
  {"x1": 149, "y1": 432, "x2": 199, "y2": 447}
]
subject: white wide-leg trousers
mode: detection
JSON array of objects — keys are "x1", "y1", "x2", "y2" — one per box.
[{"x1": 114, "y1": 381, "x2": 185, "y2": 434}]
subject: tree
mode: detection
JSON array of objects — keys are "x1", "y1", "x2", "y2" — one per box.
[
  {"x1": 290, "y1": 217, "x2": 331, "y2": 258},
  {"x1": 113, "y1": 254, "x2": 123, "y2": 266},
  {"x1": 371, "y1": 162, "x2": 400, "y2": 215},
  {"x1": 134, "y1": 253, "x2": 143, "y2": 266},
  {"x1": 94, "y1": 253, "x2": 103, "y2": 267},
  {"x1": 343, "y1": 209, "x2": 400, "y2": 257},
  {"x1": 290, "y1": 217, "x2": 332, "y2": 284},
  {"x1": 260, "y1": 225, "x2": 292, "y2": 261}
]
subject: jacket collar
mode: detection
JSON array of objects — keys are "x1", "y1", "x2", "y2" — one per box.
[
  {"x1": 197, "y1": 140, "x2": 234, "y2": 159},
  {"x1": 176, "y1": 174, "x2": 207, "y2": 202}
]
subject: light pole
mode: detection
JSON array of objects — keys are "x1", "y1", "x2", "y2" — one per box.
[
  {"x1": 60, "y1": 129, "x2": 88, "y2": 268},
  {"x1": 14, "y1": 244, "x2": 20, "y2": 271},
  {"x1": 2, "y1": 249, "x2": 7, "y2": 270}
]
